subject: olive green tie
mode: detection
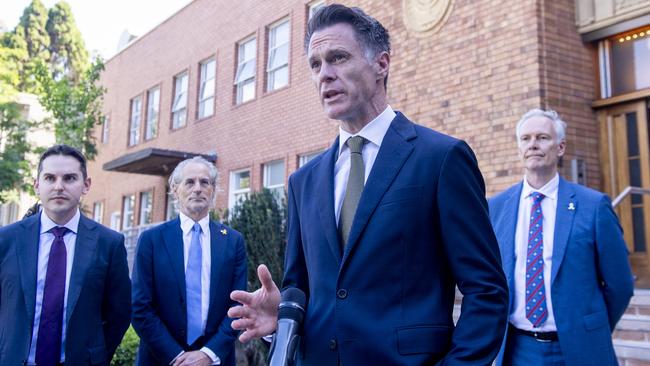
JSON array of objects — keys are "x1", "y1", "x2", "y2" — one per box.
[{"x1": 339, "y1": 136, "x2": 366, "y2": 248}]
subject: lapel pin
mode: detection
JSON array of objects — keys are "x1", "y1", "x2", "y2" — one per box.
[
  {"x1": 568, "y1": 202, "x2": 575, "y2": 211},
  {"x1": 220, "y1": 228, "x2": 228, "y2": 235}
]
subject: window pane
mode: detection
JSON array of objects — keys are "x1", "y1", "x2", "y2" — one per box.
[
  {"x1": 129, "y1": 97, "x2": 142, "y2": 146},
  {"x1": 123, "y1": 195, "x2": 135, "y2": 229},
  {"x1": 146, "y1": 87, "x2": 159, "y2": 140},
  {"x1": 610, "y1": 32, "x2": 650, "y2": 96},
  {"x1": 241, "y1": 79, "x2": 255, "y2": 103},
  {"x1": 139, "y1": 191, "x2": 153, "y2": 225},
  {"x1": 270, "y1": 66, "x2": 289, "y2": 90},
  {"x1": 265, "y1": 161, "x2": 285, "y2": 187}
]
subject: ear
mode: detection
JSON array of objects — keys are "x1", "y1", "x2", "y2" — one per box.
[
  {"x1": 375, "y1": 51, "x2": 390, "y2": 81},
  {"x1": 82, "y1": 177, "x2": 91, "y2": 195},
  {"x1": 33, "y1": 178, "x2": 40, "y2": 195},
  {"x1": 558, "y1": 139, "x2": 566, "y2": 157}
]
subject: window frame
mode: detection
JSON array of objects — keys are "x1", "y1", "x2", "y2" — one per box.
[
  {"x1": 234, "y1": 36, "x2": 257, "y2": 104},
  {"x1": 198, "y1": 58, "x2": 217, "y2": 119},
  {"x1": 228, "y1": 169, "x2": 252, "y2": 210},
  {"x1": 122, "y1": 194, "x2": 136, "y2": 230},
  {"x1": 128, "y1": 95, "x2": 142, "y2": 147},
  {"x1": 171, "y1": 71, "x2": 189, "y2": 129},
  {"x1": 267, "y1": 19, "x2": 290, "y2": 91},
  {"x1": 145, "y1": 86, "x2": 160, "y2": 140}
]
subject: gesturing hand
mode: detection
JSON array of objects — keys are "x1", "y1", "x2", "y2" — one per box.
[{"x1": 228, "y1": 264, "x2": 281, "y2": 343}]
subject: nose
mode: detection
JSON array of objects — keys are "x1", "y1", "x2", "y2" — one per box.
[
  {"x1": 53, "y1": 178, "x2": 64, "y2": 190},
  {"x1": 318, "y1": 62, "x2": 336, "y2": 83}
]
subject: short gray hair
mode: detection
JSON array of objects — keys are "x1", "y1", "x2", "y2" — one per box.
[
  {"x1": 516, "y1": 108, "x2": 567, "y2": 144},
  {"x1": 168, "y1": 156, "x2": 218, "y2": 210}
]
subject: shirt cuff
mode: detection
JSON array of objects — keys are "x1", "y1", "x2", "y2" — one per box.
[
  {"x1": 201, "y1": 347, "x2": 221, "y2": 365},
  {"x1": 170, "y1": 351, "x2": 184, "y2": 365}
]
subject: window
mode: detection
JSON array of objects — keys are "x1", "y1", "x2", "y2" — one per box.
[
  {"x1": 166, "y1": 190, "x2": 179, "y2": 220},
  {"x1": 122, "y1": 195, "x2": 135, "y2": 230},
  {"x1": 145, "y1": 86, "x2": 160, "y2": 140},
  {"x1": 229, "y1": 169, "x2": 251, "y2": 209},
  {"x1": 299, "y1": 150, "x2": 323, "y2": 167},
  {"x1": 172, "y1": 72, "x2": 188, "y2": 128},
  {"x1": 235, "y1": 37, "x2": 256, "y2": 104},
  {"x1": 139, "y1": 190, "x2": 153, "y2": 225},
  {"x1": 101, "y1": 115, "x2": 109, "y2": 143},
  {"x1": 129, "y1": 96, "x2": 142, "y2": 146},
  {"x1": 198, "y1": 59, "x2": 216, "y2": 118},
  {"x1": 110, "y1": 211, "x2": 121, "y2": 231},
  {"x1": 599, "y1": 28, "x2": 650, "y2": 98},
  {"x1": 263, "y1": 160, "x2": 285, "y2": 201},
  {"x1": 93, "y1": 201, "x2": 104, "y2": 224},
  {"x1": 308, "y1": 0, "x2": 325, "y2": 19},
  {"x1": 267, "y1": 20, "x2": 290, "y2": 91}
]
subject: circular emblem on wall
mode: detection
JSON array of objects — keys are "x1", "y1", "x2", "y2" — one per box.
[{"x1": 403, "y1": 0, "x2": 454, "y2": 34}]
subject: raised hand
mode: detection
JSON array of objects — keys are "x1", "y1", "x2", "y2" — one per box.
[{"x1": 228, "y1": 264, "x2": 281, "y2": 343}]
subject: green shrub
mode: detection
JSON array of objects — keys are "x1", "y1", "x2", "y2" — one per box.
[{"x1": 111, "y1": 325, "x2": 139, "y2": 366}]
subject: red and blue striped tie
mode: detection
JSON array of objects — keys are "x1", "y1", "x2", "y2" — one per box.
[{"x1": 526, "y1": 192, "x2": 548, "y2": 327}]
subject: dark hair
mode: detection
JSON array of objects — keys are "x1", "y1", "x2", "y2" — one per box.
[
  {"x1": 37, "y1": 144, "x2": 88, "y2": 179},
  {"x1": 305, "y1": 4, "x2": 391, "y2": 87}
]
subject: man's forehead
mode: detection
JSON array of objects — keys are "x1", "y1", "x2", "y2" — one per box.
[
  {"x1": 40, "y1": 155, "x2": 82, "y2": 175},
  {"x1": 308, "y1": 23, "x2": 356, "y2": 53}
]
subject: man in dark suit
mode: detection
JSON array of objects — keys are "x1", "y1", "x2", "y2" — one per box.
[
  {"x1": 0, "y1": 144, "x2": 131, "y2": 366},
  {"x1": 228, "y1": 4, "x2": 509, "y2": 365},
  {"x1": 489, "y1": 109, "x2": 634, "y2": 365},
  {"x1": 132, "y1": 157, "x2": 247, "y2": 366}
]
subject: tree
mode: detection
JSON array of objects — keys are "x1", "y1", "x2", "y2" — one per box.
[
  {"x1": 47, "y1": 1, "x2": 89, "y2": 82},
  {"x1": 34, "y1": 57, "x2": 105, "y2": 160},
  {"x1": 0, "y1": 101, "x2": 33, "y2": 203},
  {"x1": 224, "y1": 189, "x2": 287, "y2": 366},
  {"x1": 13, "y1": 0, "x2": 50, "y2": 92}
]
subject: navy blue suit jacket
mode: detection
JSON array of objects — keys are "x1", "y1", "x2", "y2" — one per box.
[
  {"x1": 0, "y1": 212, "x2": 131, "y2": 365},
  {"x1": 283, "y1": 112, "x2": 509, "y2": 365},
  {"x1": 131, "y1": 218, "x2": 247, "y2": 366},
  {"x1": 489, "y1": 177, "x2": 634, "y2": 365}
]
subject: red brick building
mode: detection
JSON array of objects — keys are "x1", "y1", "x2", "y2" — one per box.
[{"x1": 87, "y1": 0, "x2": 650, "y2": 279}]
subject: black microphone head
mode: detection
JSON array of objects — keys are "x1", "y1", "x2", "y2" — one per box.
[{"x1": 278, "y1": 288, "x2": 306, "y2": 323}]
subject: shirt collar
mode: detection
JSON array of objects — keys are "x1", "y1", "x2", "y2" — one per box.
[
  {"x1": 179, "y1": 212, "x2": 210, "y2": 236},
  {"x1": 40, "y1": 209, "x2": 81, "y2": 235},
  {"x1": 521, "y1": 173, "x2": 559, "y2": 201},
  {"x1": 338, "y1": 105, "x2": 396, "y2": 156}
]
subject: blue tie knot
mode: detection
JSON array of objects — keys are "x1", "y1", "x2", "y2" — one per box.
[
  {"x1": 192, "y1": 222, "x2": 202, "y2": 233},
  {"x1": 49, "y1": 226, "x2": 70, "y2": 239},
  {"x1": 531, "y1": 192, "x2": 545, "y2": 204}
]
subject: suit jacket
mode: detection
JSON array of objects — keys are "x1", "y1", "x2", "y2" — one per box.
[
  {"x1": 131, "y1": 218, "x2": 247, "y2": 366},
  {"x1": 489, "y1": 177, "x2": 634, "y2": 365},
  {"x1": 0, "y1": 212, "x2": 131, "y2": 366},
  {"x1": 283, "y1": 112, "x2": 509, "y2": 365}
]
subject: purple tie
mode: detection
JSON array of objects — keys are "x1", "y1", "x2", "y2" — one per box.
[
  {"x1": 36, "y1": 226, "x2": 69, "y2": 366},
  {"x1": 526, "y1": 192, "x2": 548, "y2": 327}
]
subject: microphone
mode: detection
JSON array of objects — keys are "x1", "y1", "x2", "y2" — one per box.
[{"x1": 269, "y1": 288, "x2": 307, "y2": 366}]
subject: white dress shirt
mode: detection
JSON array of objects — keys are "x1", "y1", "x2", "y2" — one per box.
[
  {"x1": 511, "y1": 173, "x2": 559, "y2": 332},
  {"x1": 28, "y1": 209, "x2": 80, "y2": 365},
  {"x1": 178, "y1": 212, "x2": 219, "y2": 364},
  {"x1": 334, "y1": 105, "x2": 396, "y2": 224}
]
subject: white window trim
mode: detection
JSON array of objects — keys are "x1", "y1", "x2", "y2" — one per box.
[
  {"x1": 172, "y1": 72, "x2": 188, "y2": 128},
  {"x1": 267, "y1": 19, "x2": 290, "y2": 91},
  {"x1": 122, "y1": 195, "x2": 135, "y2": 230},
  {"x1": 145, "y1": 87, "x2": 160, "y2": 140},
  {"x1": 139, "y1": 190, "x2": 153, "y2": 225},
  {"x1": 199, "y1": 59, "x2": 216, "y2": 118},
  {"x1": 102, "y1": 115, "x2": 109, "y2": 143},
  {"x1": 235, "y1": 36, "x2": 257, "y2": 104},
  {"x1": 129, "y1": 96, "x2": 142, "y2": 146},
  {"x1": 308, "y1": 0, "x2": 325, "y2": 19},
  {"x1": 93, "y1": 201, "x2": 104, "y2": 223},
  {"x1": 229, "y1": 169, "x2": 251, "y2": 210},
  {"x1": 299, "y1": 150, "x2": 323, "y2": 167}
]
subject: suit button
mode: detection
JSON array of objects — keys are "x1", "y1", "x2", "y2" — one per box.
[
  {"x1": 336, "y1": 289, "x2": 348, "y2": 299},
  {"x1": 329, "y1": 339, "x2": 337, "y2": 350}
]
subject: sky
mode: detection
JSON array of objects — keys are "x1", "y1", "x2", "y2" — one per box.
[{"x1": 0, "y1": 0, "x2": 193, "y2": 59}]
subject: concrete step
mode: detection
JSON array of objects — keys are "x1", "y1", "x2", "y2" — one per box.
[{"x1": 615, "y1": 290, "x2": 650, "y2": 364}]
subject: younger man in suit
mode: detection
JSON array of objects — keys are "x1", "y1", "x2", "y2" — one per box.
[
  {"x1": 0, "y1": 144, "x2": 131, "y2": 366},
  {"x1": 132, "y1": 156, "x2": 247, "y2": 366},
  {"x1": 489, "y1": 109, "x2": 634, "y2": 365}
]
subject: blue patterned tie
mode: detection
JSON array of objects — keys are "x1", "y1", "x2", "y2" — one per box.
[
  {"x1": 36, "y1": 226, "x2": 69, "y2": 366},
  {"x1": 186, "y1": 222, "x2": 203, "y2": 344},
  {"x1": 526, "y1": 192, "x2": 548, "y2": 327}
]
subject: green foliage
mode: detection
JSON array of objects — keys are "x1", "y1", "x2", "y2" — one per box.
[
  {"x1": 224, "y1": 189, "x2": 287, "y2": 366},
  {"x1": 224, "y1": 189, "x2": 287, "y2": 291},
  {"x1": 111, "y1": 326, "x2": 139, "y2": 366},
  {"x1": 0, "y1": 101, "x2": 34, "y2": 203},
  {"x1": 14, "y1": 0, "x2": 50, "y2": 92},
  {"x1": 46, "y1": 1, "x2": 89, "y2": 82},
  {"x1": 34, "y1": 57, "x2": 105, "y2": 160},
  {"x1": 0, "y1": 34, "x2": 26, "y2": 96}
]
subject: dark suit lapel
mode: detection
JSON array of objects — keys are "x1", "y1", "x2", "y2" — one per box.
[
  {"x1": 206, "y1": 220, "x2": 226, "y2": 326},
  {"x1": 66, "y1": 215, "x2": 98, "y2": 324},
  {"x1": 551, "y1": 177, "x2": 576, "y2": 284},
  {"x1": 342, "y1": 113, "x2": 415, "y2": 264},
  {"x1": 162, "y1": 218, "x2": 186, "y2": 301},
  {"x1": 17, "y1": 213, "x2": 41, "y2": 325},
  {"x1": 316, "y1": 138, "x2": 343, "y2": 263}
]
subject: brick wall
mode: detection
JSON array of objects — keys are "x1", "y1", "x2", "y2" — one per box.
[{"x1": 86, "y1": 0, "x2": 600, "y2": 226}]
